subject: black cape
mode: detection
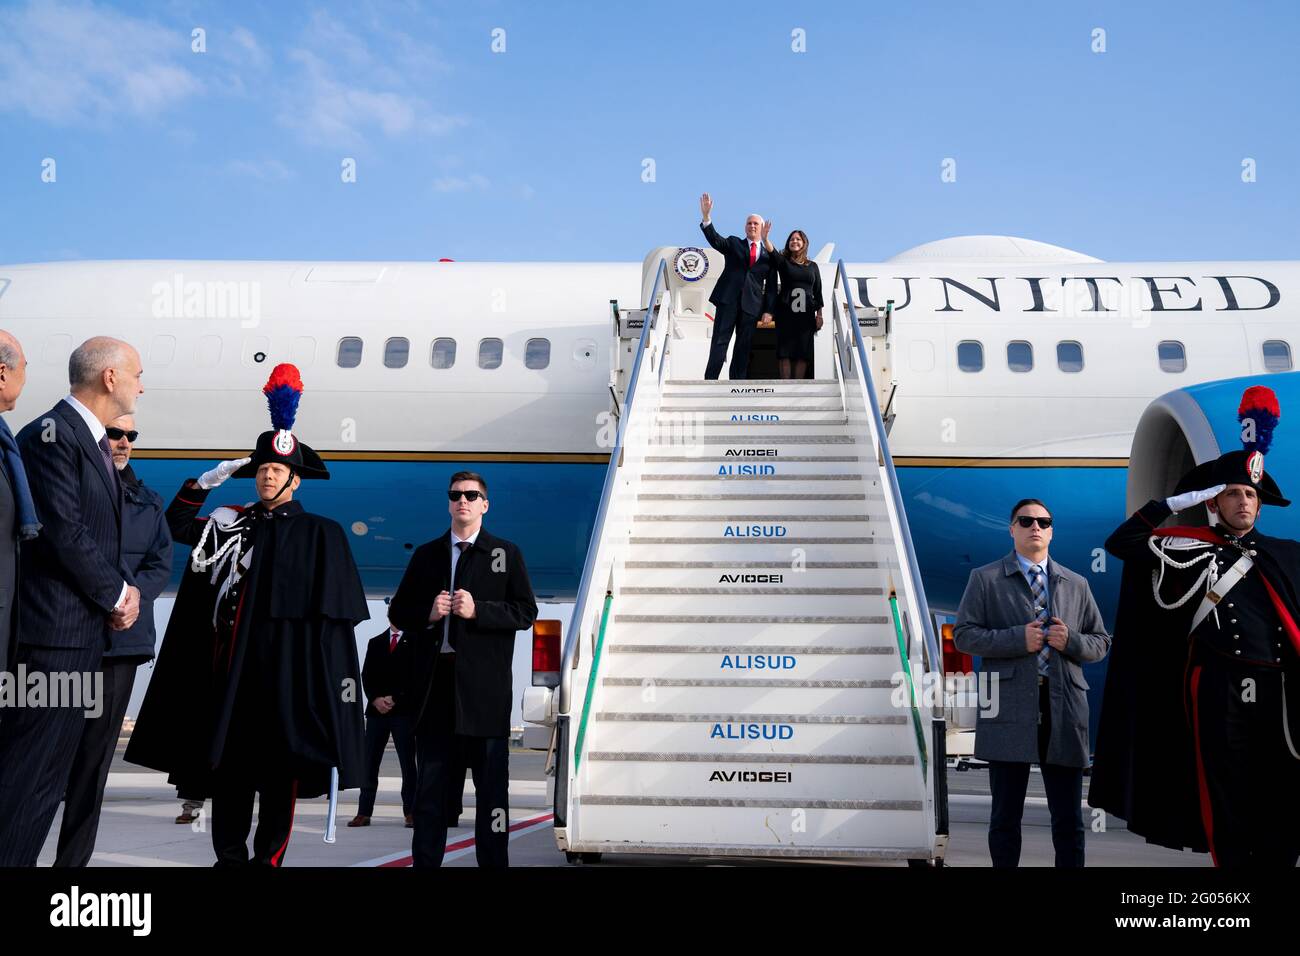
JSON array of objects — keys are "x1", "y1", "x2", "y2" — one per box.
[
  {"x1": 125, "y1": 488, "x2": 369, "y2": 799},
  {"x1": 1089, "y1": 499, "x2": 1300, "y2": 851}
]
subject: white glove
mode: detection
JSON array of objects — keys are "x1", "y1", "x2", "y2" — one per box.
[
  {"x1": 1166, "y1": 483, "x2": 1225, "y2": 512},
  {"x1": 197, "y1": 457, "x2": 252, "y2": 490}
]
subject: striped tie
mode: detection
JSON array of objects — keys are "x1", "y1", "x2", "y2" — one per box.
[{"x1": 1029, "y1": 565, "x2": 1050, "y2": 676}]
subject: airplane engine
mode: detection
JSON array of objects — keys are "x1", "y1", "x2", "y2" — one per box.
[{"x1": 1127, "y1": 371, "x2": 1300, "y2": 536}]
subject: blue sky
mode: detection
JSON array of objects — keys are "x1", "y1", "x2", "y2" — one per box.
[{"x1": 1, "y1": 0, "x2": 1297, "y2": 264}]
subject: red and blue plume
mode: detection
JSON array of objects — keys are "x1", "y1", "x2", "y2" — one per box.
[
  {"x1": 1238, "y1": 385, "x2": 1280, "y2": 456},
  {"x1": 263, "y1": 364, "x2": 304, "y2": 432}
]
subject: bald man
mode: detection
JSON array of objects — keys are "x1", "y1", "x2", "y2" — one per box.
[{"x1": 0, "y1": 336, "x2": 146, "y2": 866}]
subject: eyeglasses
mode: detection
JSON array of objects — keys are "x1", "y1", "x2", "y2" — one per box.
[
  {"x1": 1015, "y1": 515, "x2": 1052, "y2": 529},
  {"x1": 105, "y1": 427, "x2": 138, "y2": 442},
  {"x1": 448, "y1": 490, "x2": 484, "y2": 502}
]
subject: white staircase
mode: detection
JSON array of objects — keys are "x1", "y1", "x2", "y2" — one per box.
[{"x1": 549, "y1": 253, "x2": 946, "y2": 864}]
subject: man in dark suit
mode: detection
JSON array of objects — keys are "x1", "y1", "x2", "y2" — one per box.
[
  {"x1": 698, "y1": 191, "x2": 776, "y2": 380},
  {"x1": 0, "y1": 330, "x2": 38, "y2": 679},
  {"x1": 348, "y1": 625, "x2": 419, "y2": 828},
  {"x1": 953, "y1": 498, "x2": 1111, "y2": 868},
  {"x1": 0, "y1": 336, "x2": 145, "y2": 866},
  {"x1": 55, "y1": 414, "x2": 172, "y2": 866},
  {"x1": 389, "y1": 470, "x2": 538, "y2": 867}
]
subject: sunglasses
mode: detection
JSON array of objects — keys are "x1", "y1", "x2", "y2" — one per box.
[
  {"x1": 105, "y1": 427, "x2": 138, "y2": 442},
  {"x1": 448, "y1": 490, "x2": 484, "y2": 502},
  {"x1": 1015, "y1": 515, "x2": 1052, "y2": 529}
]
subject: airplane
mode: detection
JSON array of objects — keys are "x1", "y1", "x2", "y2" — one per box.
[{"x1": 2, "y1": 233, "x2": 1297, "y2": 737}]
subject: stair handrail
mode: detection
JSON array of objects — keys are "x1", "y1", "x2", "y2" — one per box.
[
  {"x1": 832, "y1": 259, "x2": 943, "y2": 685},
  {"x1": 559, "y1": 258, "x2": 670, "y2": 716}
]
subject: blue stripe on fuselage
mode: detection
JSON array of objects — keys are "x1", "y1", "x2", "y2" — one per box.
[{"x1": 130, "y1": 458, "x2": 607, "y2": 601}]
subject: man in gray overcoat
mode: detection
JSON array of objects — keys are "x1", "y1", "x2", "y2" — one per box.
[{"x1": 954, "y1": 498, "x2": 1111, "y2": 867}]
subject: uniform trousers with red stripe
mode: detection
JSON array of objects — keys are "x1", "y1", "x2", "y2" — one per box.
[{"x1": 1189, "y1": 652, "x2": 1300, "y2": 868}]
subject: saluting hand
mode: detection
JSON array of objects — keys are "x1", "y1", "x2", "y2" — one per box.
[
  {"x1": 451, "y1": 589, "x2": 476, "y2": 619},
  {"x1": 1046, "y1": 617, "x2": 1070, "y2": 651}
]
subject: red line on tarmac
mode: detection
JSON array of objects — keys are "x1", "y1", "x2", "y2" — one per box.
[{"x1": 377, "y1": 811, "x2": 555, "y2": 867}]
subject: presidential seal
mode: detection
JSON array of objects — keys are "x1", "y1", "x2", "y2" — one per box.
[{"x1": 674, "y1": 247, "x2": 709, "y2": 282}]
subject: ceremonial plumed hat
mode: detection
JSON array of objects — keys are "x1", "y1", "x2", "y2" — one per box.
[
  {"x1": 1173, "y1": 385, "x2": 1288, "y2": 507},
  {"x1": 231, "y1": 364, "x2": 330, "y2": 480}
]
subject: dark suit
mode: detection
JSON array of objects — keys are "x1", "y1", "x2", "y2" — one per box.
[
  {"x1": 0, "y1": 440, "x2": 18, "y2": 676},
  {"x1": 389, "y1": 527, "x2": 538, "y2": 867},
  {"x1": 357, "y1": 629, "x2": 418, "y2": 818},
  {"x1": 700, "y1": 221, "x2": 776, "y2": 380},
  {"x1": 0, "y1": 399, "x2": 128, "y2": 866},
  {"x1": 56, "y1": 466, "x2": 172, "y2": 866}
]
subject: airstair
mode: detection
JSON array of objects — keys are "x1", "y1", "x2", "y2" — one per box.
[{"x1": 549, "y1": 246, "x2": 948, "y2": 863}]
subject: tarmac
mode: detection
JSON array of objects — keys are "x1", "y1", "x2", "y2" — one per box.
[{"x1": 35, "y1": 746, "x2": 1212, "y2": 867}]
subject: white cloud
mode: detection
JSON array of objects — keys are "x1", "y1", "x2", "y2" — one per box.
[
  {"x1": 0, "y1": 0, "x2": 202, "y2": 125},
  {"x1": 278, "y1": 10, "x2": 464, "y2": 148}
]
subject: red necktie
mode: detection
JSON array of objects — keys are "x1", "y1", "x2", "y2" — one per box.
[
  {"x1": 749, "y1": 242, "x2": 756, "y2": 266},
  {"x1": 389, "y1": 632, "x2": 399, "y2": 652}
]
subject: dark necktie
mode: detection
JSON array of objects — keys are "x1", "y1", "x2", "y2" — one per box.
[
  {"x1": 97, "y1": 434, "x2": 120, "y2": 491},
  {"x1": 1030, "y1": 565, "x2": 1050, "y2": 676}
]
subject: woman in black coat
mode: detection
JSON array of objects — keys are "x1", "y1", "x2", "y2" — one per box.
[{"x1": 761, "y1": 222, "x2": 824, "y2": 379}]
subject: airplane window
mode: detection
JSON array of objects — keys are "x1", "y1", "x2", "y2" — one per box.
[
  {"x1": 384, "y1": 337, "x2": 410, "y2": 369},
  {"x1": 1007, "y1": 341, "x2": 1033, "y2": 373},
  {"x1": 1263, "y1": 339, "x2": 1292, "y2": 372},
  {"x1": 1158, "y1": 340, "x2": 1186, "y2": 373},
  {"x1": 431, "y1": 337, "x2": 457, "y2": 369},
  {"x1": 337, "y1": 336, "x2": 363, "y2": 369},
  {"x1": 1056, "y1": 341, "x2": 1084, "y2": 373},
  {"x1": 956, "y1": 340, "x2": 983, "y2": 372},
  {"x1": 525, "y1": 338, "x2": 551, "y2": 370},
  {"x1": 478, "y1": 338, "x2": 503, "y2": 370}
]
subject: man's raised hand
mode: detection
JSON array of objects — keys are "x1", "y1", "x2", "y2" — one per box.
[
  {"x1": 197, "y1": 457, "x2": 252, "y2": 490},
  {"x1": 699, "y1": 192, "x2": 713, "y2": 220}
]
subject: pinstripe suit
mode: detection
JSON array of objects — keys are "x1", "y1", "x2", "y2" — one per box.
[{"x1": 0, "y1": 399, "x2": 128, "y2": 865}]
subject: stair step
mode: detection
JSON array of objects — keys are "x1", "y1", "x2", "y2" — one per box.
[
  {"x1": 605, "y1": 619, "x2": 898, "y2": 644},
  {"x1": 596, "y1": 685, "x2": 903, "y2": 716},
  {"x1": 616, "y1": 588, "x2": 886, "y2": 615},
  {"x1": 582, "y1": 764, "x2": 918, "y2": 802},
  {"x1": 602, "y1": 649, "x2": 903, "y2": 681},
  {"x1": 658, "y1": 396, "x2": 842, "y2": 409},
  {"x1": 587, "y1": 751, "x2": 912, "y2": 764},
  {"x1": 638, "y1": 492, "x2": 872, "y2": 499},
  {"x1": 605, "y1": 644, "x2": 895, "y2": 654},
  {"x1": 569, "y1": 805, "x2": 928, "y2": 851},
  {"x1": 560, "y1": 840, "x2": 931, "y2": 861},
  {"x1": 626, "y1": 540, "x2": 895, "y2": 563},
  {"x1": 600, "y1": 676, "x2": 894, "y2": 687},
  {"x1": 654, "y1": 410, "x2": 849, "y2": 423},
  {"x1": 619, "y1": 587, "x2": 881, "y2": 595},
  {"x1": 665, "y1": 379, "x2": 840, "y2": 386},
  {"x1": 642, "y1": 465, "x2": 872, "y2": 477},
  {"x1": 614, "y1": 614, "x2": 890, "y2": 624},
  {"x1": 651, "y1": 423, "x2": 857, "y2": 439},
  {"x1": 579, "y1": 795, "x2": 921, "y2": 810},
  {"x1": 647, "y1": 434, "x2": 857, "y2": 446},
  {"x1": 584, "y1": 714, "x2": 914, "y2": 753}
]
